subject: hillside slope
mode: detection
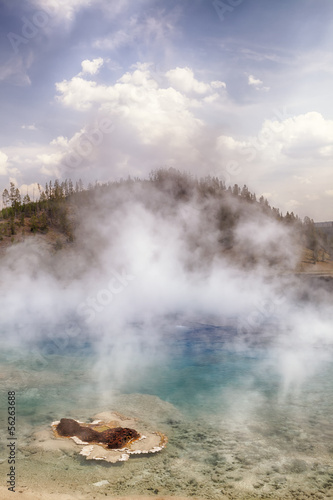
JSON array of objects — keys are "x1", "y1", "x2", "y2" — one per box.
[{"x1": 1, "y1": 169, "x2": 332, "y2": 275}]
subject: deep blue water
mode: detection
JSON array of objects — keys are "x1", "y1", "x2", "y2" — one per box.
[{"x1": 1, "y1": 321, "x2": 332, "y2": 425}]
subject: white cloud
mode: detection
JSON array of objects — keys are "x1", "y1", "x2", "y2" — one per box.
[
  {"x1": 39, "y1": 127, "x2": 99, "y2": 176},
  {"x1": 325, "y1": 190, "x2": 333, "y2": 197},
  {"x1": 53, "y1": 66, "x2": 333, "y2": 220},
  {"x1": 37, "y1": 152, "x2": 63, "y2": 177},
  {"x1": 220, "y1": 112, "x2": 333, "y2": 165},
  {"x1": 18, "y1": 182, "x2": 41, "y2": 200},
  {"x1": 0, "y1": 55, "x2": 33, "y2": 86},
  {"x1": 39, "y1": 118, "x2": 114, "y2": 176},
  {"x1": 268, "y1": 112, "x2": 333, "y2": 159},
  {"x1": 248, "y1": 75, "x2": 263, "y2": 87},
  {"x1": 80, "y1": 57, "x2": 104, "y2": 75},
  {"x1": 2, "y1": 63, "x2": 225, "y2": 192},
  {"x1": 93, "y1": 30, "x2": 132, "y2": 51},
  {"x1": 3, "y1": 38, "x2": 332, "y2": 222},
  {"x1": 203, "y1": 93, "x2": 220, "y2": 104},
  {"x1": 213, "y1": 111, "x2": 333, "y2": 219},
  {"x1": 118, "y1": 63, "x2": 159, "y2": 88},
  {"x1": 261, "y1": 192, "x2": 273, "y2": 199},
  {"x1": 294, "y1": 175, "x2": 311, "y2": 185},
  {"x1": 21, "y1": 124, "x2": 37, "y2": 131},
  {"x1": 248, "y1": 74, "x2": 270, "y2": 91},
  {"x1": 45, "y1": 64, "x2": 228, "y2": 180},
  {"x1": 30, "y1": 0, "x2": 92, "y2": 24},
  {"x1": 0, "y1": 151, "x2": 9, "y2": 176},
  {"x1": 305, "y1": 194, "x2": 319, "y2": 201},
  {"x1": 166, "y1": 67, "x2": 211, "y2": 95},
  {"x1": 93, "y1": 7, "x2": 179, "y2": 50},
  {"x1": 0, "y1": 142, "x2": 69, "y2": 185},
  {"x1": 216, "y1": 135, "x2": 248, "y2": 153},
  {"x1": 286, "y1": 199, "x2": 301, "y2": 211},
  {"x1": 50, "y1": 136, "x2": 69, "y2": 148},
  {"x1": 55, "y1": 65, "x2": 206, "y2": 150},
  {"x1": 55, "y1": 77, "x2": 101, "y2": 111},
  {"x1": 211, "y1": 80, "x2": 226, "y2": 89}
]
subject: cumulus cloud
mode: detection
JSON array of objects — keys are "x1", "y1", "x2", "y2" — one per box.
[
  {"x1": 217, "y1": 112, "x2": 333, "y2": 165},
  {"x1": 166, "y1": 67, "x2": 212, "y2": 94},
  {"x1": 3, "y1": 57, "x2": 332, "y2": 220},
  {"x1": 214, "y1": 111, "x2": 333, "y2": 219},
  {"x1": 211, "y1": 80, "x2": 227, "y2": 89},
  {"x1": 0, "y1": 151, "x2": 9, "y2": 176},
  {"x1": 248, "y1": 74, "x2": 270, "y2": 91},
  {"x1": 275, "y1": 112, "x2": 333, "y2": 159},
  {"x1": 54, "y1": 64, "x2": 228, "y2": 171},
  {"x1": 18, "y1": 182, "x2": 41, "y2": 200},
  {"x1": 38, "y1": 152, "x2": 64, "y2": 177},
  {"x1": 39, "y1": 118, "x2": 114, "y2": 176},
  {"x1": 55, "y1": 64, "x2": 208, "y2": 168},
  {"x1": 55, "y1": 77, "x2": 101, "y2": 111},
  {"x1": 248, "y1": 74, "x2": 263, "y2": 87},
  {"x1": 80, "y1": 57, "x2": 104, "y2": 75},
  {"x1": 164, "y1": 68, "x2": 226, "y2": 97}
]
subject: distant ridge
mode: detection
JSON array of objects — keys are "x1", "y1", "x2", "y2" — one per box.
[
  {"x1": 314, "y1": 221, "x2": 333, "y2": 226},
  {"x1": 314, "y1": 221, "x2": 333, "y2": 236}
]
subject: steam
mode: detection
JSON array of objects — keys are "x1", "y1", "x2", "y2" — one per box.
[{"x1": 1, "y1": 179, "x2": 332, "y2": 412}]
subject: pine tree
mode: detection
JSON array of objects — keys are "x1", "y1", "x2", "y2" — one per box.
[
  {"x1": 2, "y1": 188, "x2": 9, "y2": 208},
  {"x1": 64, "y1": 179, "x2": 69, "y2": 197},
  {"x1": 30, "y1": 215, "x2": 38, "y2": 233},
  {"x1": 15, "y1": 188, "x2": 21, "y2": 206},
  {"x1": 9, "y1": 182, "x2": 16, "y2": 207},
  {"x1": 23, "y1": 194, "x2": 31, "y2": 205},
  {"x1": 232, "y1": 184, "x2": 240, "y2": 196}
]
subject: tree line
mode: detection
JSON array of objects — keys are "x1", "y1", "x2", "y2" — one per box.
[
  {"x1": 0, "y1": 179, "x2": 84, "y2": 240},
  {"x1": 0, "y1": 169, "x2": 331, "y2": 261}
]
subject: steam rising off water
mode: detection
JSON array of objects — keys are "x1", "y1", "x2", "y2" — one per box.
[{"x1": 0, "y1": 181, "x2": 333, "y2": 498}]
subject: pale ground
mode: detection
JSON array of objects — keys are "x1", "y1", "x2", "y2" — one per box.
[
  {"x1": 0, "y1": 489, "x2": 207, "y2": 500},
  {"x1": 297, "y1": 247, "x2": 333, "y2": 275}
]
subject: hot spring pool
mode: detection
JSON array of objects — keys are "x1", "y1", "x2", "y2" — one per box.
[{"x1": 0, "y1": 321, "x2": 333, "y2": 499}]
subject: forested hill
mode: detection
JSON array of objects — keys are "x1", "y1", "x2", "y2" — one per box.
[{"x1": 0, "y1": 168, "x2": 332, "y2": 272}]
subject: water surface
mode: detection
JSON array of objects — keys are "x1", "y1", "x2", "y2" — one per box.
[{"x1": 1, "y1": 321, "x2": 333, "y2": 499}]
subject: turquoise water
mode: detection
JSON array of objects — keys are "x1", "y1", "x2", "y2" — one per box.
[{"x1": 1, "y1": 322, "x2": 333, "y2": 499}]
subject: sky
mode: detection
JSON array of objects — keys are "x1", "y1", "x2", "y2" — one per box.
[{"x1": 0, "y1": 0, "x2": 332, "y2": 220}]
